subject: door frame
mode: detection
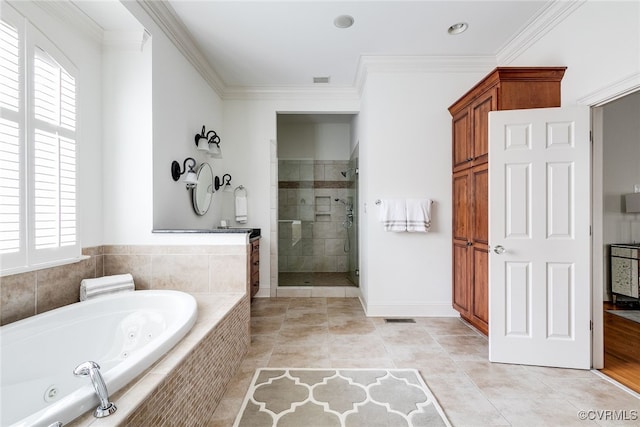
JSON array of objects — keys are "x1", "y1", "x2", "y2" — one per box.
[{"x1": 583, "y1": 74, "x2": 640, "y2": 369}]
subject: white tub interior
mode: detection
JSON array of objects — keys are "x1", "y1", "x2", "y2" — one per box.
[{"x1": 0, "y1": 290, "x2": 197, "y2": 427}]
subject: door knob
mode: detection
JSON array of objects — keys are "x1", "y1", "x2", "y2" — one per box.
[{"x1": 493, "y1": 245, "x2": 506, "y2": 255}]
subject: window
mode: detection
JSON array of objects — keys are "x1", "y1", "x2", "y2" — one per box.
[{"x1": 1, "y1": 7, "x2": 79, "y2": 275}]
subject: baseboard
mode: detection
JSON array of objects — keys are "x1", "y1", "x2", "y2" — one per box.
[{"x1": 364, "y1": 302, "x2": 459, "y2": 318}]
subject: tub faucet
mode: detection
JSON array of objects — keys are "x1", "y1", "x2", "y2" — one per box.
[{"x1": 73, "y1": 361, "x2": 117, "y2": 418}]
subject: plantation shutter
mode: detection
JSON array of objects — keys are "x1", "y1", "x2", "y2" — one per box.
[
  {"x1": 32, "y1": 48, "x2": 77, "y2": 250},
  {"x1": 0, "y1": 13, "x2": 26, "y2": 270},
  {"x1": 29, "y1": 42, "x2": 78, "y2": 264},
  {"x1": 0, "y1": 7, "x2": 80, "y2": 274}
]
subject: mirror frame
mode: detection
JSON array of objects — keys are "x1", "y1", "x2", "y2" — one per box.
[{"x1": 192, "y1": 163, "x2": 213, "y2": 215}]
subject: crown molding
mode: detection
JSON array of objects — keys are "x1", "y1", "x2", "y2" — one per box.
[
  {"x1": 354, "y1": 55, "x2": 496, "y2": 95},
  {"x1": 577, "y1": 72, "x2": 640, "y2": 107},
  {"x1": 137, "y1": 0, "x2": 226, "y2": 98},
  {"x1": 223, "y1": 85, "x2": 361, "y2": 102},
  {"x1": 496, "y1": 0, "x2": 587, "y2": 65},
  {"x1": 26, "y1": 0, "x2": 104, "y2": 44},
  {"x1": 102, "y1": 30, "x2": 151, "y2": 52}
]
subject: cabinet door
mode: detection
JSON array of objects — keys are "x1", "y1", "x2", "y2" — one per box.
[
  {"x1": 453, "y1": 240, "x2": 471, "y2": 316},
  {"x1": 471, "y1": 246, "x2": 489, "y2": 334},
  {"x1": 453, "y1": 170, "x2": 470, "y2": 241},
  {"x1": 471, "y1": 163, "x2": 489, "y2": 246},
  {"x1": 470, "y1": 89, "x2": 496, "y2": 165},
  {"x1": 452, "y1": 107, "x2": 472, "y2": 171}
]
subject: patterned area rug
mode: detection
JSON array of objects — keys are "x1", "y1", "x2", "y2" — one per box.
[
  {"x1": 233, "y1": 368, "x2": 451, "y2": 427},
  {"x1": 607, "y1": 310, "x2": 640, "y2": 324}
]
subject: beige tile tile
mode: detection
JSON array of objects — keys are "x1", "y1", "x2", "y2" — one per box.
[
  {"x1": 425, "y1": 374, "x2": 511, "y2": 427},
  {"x1": 103, "y1": 254, "x2": 152, "y2": 290},
  {"x1": 432, "y1": 334, "x2": 488, "y2": 361},
  {"x1": 540, "y1": 377, "x2": 640, "y2": 412},
  {"x1": 152, "y1": 254, "x2": 209, "y2": 292},
  {"x1": 250, "y1": 316, "x2": 284, "y2": 335},
  {"x1": 491, "y1": 397, "x2": 593, "y2": 427},
  {"x1": 209, "y1": 254, "x2": 247, "y2": 293},
  {"x1": 278, "y1": 324, "x2": 329, "y2": 345},
  {"x1": 0, "y1": 271, "x2": 36, "y2": 325},
  {"x1": 328, "y1": 334, "x2": 389, "y2": 359},
  {"x1": 36, "y1": 257, "x2": 95, "y2": 313},
  {"x1": 328, "y1": 317, "x2": 377, "y2": 335},
  {"x1": 416, "y1": 317, "x2": 482, "y2": 336}
]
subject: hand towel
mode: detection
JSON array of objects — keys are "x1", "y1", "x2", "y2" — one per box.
[
  {"x1": 235, "y1": 194, "x2": 248, "y2": 223},
  {"x1": 406, "y1": 199, "x2": 432, "y2": 232},
  {"x1": 379, "y1": 199, "x2": 407, "y2": 232},
  {"x1": 291, "y1": 220, "x2": 302, "y2": 246},
  {"x1": 80, "y1": 273, "x2": 135, "y2": 301}
]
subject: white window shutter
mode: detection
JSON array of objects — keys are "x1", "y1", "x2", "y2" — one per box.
[
  {"x1": 0, "y1": 14, "x2": 26, "y2": 271},
  {"x1": 29, "y1": 45, "x2": 78, "y2": 264}
]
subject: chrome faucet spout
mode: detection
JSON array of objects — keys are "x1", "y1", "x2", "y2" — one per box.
[{"x1": 73, "y1": 361, "x2": 117, "y2": 418}]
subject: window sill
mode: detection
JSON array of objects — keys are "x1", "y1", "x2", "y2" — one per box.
[{"x1": 0, "y1": 255, "x2": 91, "y2": 278}]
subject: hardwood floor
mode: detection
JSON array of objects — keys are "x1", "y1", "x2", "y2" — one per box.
[{"x1": 601, "y1": 302, "x2": 640, "y2": 393}]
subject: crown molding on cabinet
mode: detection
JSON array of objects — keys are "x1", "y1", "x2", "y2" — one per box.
[{"x1": 496, "y1": 0, "x2": 587, "y2": 65}]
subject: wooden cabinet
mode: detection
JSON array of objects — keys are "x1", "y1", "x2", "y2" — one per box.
[
  {"x1": 250, "y1": 238, "x2": 260, "y2": 298},
  {"x1": 449, "y1": 67, "x2": 566, "y2": 335}
]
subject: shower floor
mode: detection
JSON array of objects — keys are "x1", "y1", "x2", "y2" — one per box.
[{"x1": 278, "y1": 272, "x2": 356, "y2": 287}]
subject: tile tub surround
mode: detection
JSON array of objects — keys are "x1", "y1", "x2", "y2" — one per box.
[
  {"x1": 0, "y1": 244, "x2": 249, "y2": 326},
  {"x1": 69, "y1": 292, "x2": 250, "y2": 426}
]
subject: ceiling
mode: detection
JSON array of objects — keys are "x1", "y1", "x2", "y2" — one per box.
[
  {"x1": 72, "y1": 0, "x2": 556, "y2": 91},
  {"x1": 164, "y1": 0, "x2": 551, "y2": 90}
]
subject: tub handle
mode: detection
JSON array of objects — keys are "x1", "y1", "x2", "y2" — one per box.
[
  {"x1": 73, "y1": 361, "x2": 117, "y2": 418},
  {"x1": 48, "y1": 423, "x2": 63, "y2": 427}
]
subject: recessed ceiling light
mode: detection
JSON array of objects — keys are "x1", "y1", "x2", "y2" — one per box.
[
  {"x1": 313, "y1": 76, "x2": 330, "y2": 84},
  {"x1": 448, "y1": 22, "x2": 469, "y2": 35},
  {"x1": 334, "y1": 15, "x2": 354, "y2": 29}
]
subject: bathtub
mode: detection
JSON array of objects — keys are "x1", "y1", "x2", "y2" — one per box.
[{"x1": 0, "y1": 290, "x2": 197, "y2": 427}]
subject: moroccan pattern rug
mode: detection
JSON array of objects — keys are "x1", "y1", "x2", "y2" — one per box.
[{"x1": 233, "y1": 368, "x2": 451, "y2": 427}]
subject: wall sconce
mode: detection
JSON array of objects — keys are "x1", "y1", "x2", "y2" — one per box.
[
  {"x1": 214, "y1": 173, "x2": 233, "y2": 192},
  {"x1": 171, "y1": 157, "x2": 197, "y2": 189},
  {"x1": 194, "y1": 126, "x2": 223, "y2": 159}
]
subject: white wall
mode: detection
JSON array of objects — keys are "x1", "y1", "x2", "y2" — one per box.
[
  {"x1": 223, "y1": 97, "x2": 360, "y2": 295},
  {"x1": 358, "y1": 71, "x2": 484, "y2": 316},
  {"x1": 278, "y1": 121, "x2": 351, "y2": 160},
  {"x1": 603, "y1": 91, "x2": 640, "y2": 246},
  {"x1": 8, "y1": 1, "x2": 104, "y2": 248},
  {"x1": 505, "y1": 1, "x2": 640, "y2": 105},
  {"x1": 113, "y1": 2, "x2": 227, "y2": 243}
]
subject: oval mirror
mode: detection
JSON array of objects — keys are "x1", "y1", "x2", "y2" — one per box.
[{"x1": 192, "y1": 163, "x2": 213, "y2": 215}]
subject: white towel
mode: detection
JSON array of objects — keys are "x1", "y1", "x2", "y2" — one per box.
[
  {"x1": 406, "y1": 199, "x2": 432, "y2": 232},
  {"x1": 291, "y1": 220, "x2": 302, "y2": 246},
  {"x1": 379, "y1": 199, "x2": 407, "y2": 232},
  {"x1": 235, "y1": 195, "x2": 248, "y2": 223},
  {"x1": 80, "y1": 273, "x2": 135, "y2": 301}
]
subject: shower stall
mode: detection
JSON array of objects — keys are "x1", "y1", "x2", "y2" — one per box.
[{"x1": 276, "y1": 114, "x2": 359, "y2": 287}]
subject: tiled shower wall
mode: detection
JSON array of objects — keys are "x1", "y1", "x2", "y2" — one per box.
[
  {"x1": 0, "y1": 244, "x2": 248, "y2": 326},
  {"x1": 278, "y1": 159, "x2": 353, "y2": 273}
]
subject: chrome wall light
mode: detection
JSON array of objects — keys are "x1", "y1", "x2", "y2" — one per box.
[
  {"x1": 194, "y1": 125, "x2": 223, "y2": 159},
  {"x1": 171, "y1": 157, "x2": 198, "y2": 189},
  {"x1": 214, "y1": 173, "x2": 233, "y2": 192}
]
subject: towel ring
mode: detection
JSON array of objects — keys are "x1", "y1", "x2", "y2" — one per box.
[{"x1": 234, "y1": 185, "x2": 247, "y2": 197}]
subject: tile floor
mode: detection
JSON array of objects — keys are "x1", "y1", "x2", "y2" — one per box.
[{"x1": 209, "y1": 298, "x2": 640, "y2": 426}]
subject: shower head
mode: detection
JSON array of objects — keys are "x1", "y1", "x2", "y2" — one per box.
[{"x1": 340, "y1": 167, "x2": 359, "y2": 178}]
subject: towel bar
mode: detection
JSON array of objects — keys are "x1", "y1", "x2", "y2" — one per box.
[{"x1": 375, "y1": 199, "x2": 433, "y2": 205}]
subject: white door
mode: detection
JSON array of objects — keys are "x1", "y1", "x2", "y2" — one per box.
[{"x1": 489, "y1": 106, "x2": 591, "y2": 369}]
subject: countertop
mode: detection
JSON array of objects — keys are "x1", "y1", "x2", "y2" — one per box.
[{"x1": 152, "y1": 228, "x2": 261, "y2": 239}]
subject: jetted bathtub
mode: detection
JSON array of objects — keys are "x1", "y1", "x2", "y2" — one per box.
[{"x1": 0, "y1": 290, "x2": 197, "y2": 427}]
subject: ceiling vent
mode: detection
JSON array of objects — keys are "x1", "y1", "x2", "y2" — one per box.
[{"x1": 313, "y1": 76, "x2": 330, "y2": 84}]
